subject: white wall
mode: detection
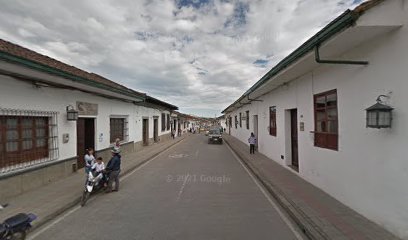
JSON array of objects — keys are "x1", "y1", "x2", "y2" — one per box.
[
  {"x1": 0, "y1": 77, "x2": 172, "y2": 162},
  {"x1": 227, "y1": 1, "x2": 408, "y2": 238}
]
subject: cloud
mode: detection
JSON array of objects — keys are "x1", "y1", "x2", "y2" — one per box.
[{"x1": 0, "y1": 0, "x2": 365, "y2": 116}]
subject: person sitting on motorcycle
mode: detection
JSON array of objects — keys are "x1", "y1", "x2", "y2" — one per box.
[{"x1": 92, "y1": 157, "x2": 106, "y2": 186}]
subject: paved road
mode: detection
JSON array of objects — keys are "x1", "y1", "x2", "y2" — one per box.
[{"x1": 30, "y1": 134, "x2": 303, "y2": 240}]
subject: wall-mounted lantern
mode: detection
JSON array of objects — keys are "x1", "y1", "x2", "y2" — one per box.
[
  {"x1": 366, "y1": 95, "x2": 393, "y2": 129},
  {"x1": 66, "y1": 105, "x2": 79, "y2": 121}
]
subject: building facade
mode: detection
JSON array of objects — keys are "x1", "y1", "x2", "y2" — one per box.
[
  {"x1": 223, "y1": 0, "x2": 408, "y2": 238},
  {"x1": 0, "y1": 39, "x2": 178, "y2": 202}
]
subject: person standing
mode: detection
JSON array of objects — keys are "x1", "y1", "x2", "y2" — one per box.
[
  {"x1": 105, "y1": 149, "x2": 121, "y2": 193},
  {"x1": 84, "y1": 148, "x2": 95, "y2": 174},
  {"x1": 248, "y1": 133, "x2": 257, "y2": 154},
  {"x1": 113, "y1": 138, "x2": 121, "y2": 151}
]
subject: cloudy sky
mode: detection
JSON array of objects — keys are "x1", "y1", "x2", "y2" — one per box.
[{"x1": 0, "y1": 0, "x2": 364, "y2": 117}]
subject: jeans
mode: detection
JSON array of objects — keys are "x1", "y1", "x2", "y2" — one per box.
[
  {"x1": 250, "y1": 144, "x2": 255, "y2": 154},
  {"x1": 107, "y1": 170, "x2": 120, "y2": 191}
]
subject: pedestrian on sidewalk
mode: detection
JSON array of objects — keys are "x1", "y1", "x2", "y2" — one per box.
[
  {"x1": 105, "y1": 148, "x2": 121, "y2": 193},
  {"x1": 113, "y1": 138, "x2": 121, "y2": 152},
  {"x1": 248, "y1": 133, "x2": 257, "y2": 154},
  {"x1": 84, "y1": 148, "x2": 95, "y2": 174}
]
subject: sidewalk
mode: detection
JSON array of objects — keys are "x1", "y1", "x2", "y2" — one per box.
[
  {"x1": 223, "y1": 134, "x2": 399, "y2": 240},
  {"x1": 0, "y1": 134, "x2": 188, "y2": 230}
]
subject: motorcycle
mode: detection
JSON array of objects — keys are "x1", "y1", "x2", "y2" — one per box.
[
  {"x1": 80, "y1": 170, "x2": 107, "y2": 206},
  {"x1": 0, "y1": 204, "x2": 37, "y2": 240}
]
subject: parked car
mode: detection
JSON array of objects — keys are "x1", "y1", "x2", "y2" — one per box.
[{"x1": 208, "y1": 129, "x2": 222, "y2": 144}]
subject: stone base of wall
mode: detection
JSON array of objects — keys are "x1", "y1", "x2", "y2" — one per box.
[
  {"x1": 0, "y1": 157, "x2": 77, "y2": 203},
  {"x1": 0, "y1": 134, "x2": 179, "y2": 202},
  {"x1": 134, "y1": 133, "x2": 172, "y2": 151},
  {"x1": 0, "y1": 141, "x2": 135, "y2": 203},
  {"x1": 95, "y1": 141, "x2": 134, "y2": 164}
]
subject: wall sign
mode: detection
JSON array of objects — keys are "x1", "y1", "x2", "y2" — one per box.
[
  {"x1": 77, "y1": 101, "x2": 98, "y2": 115},
  {"x1": 300, "y1": 122, "x2": 305, "y2": 132}
]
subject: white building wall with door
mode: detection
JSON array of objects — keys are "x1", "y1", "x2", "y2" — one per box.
[
  {"x1": 226, "y1": 1, "x2": 408, "y2": 237},
  {"x1": 0, "y1": 76, "x2": 174, "y2": 170},
  {"x1": 0, "y1": 77, "x2": 135, "y2": 162}
]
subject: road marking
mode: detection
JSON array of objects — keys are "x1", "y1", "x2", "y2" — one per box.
[
  {"x1": 27, "y1": 206, "x2": 81, "y2": 240},
  {"x1": 226, "y1": 144, "x2": 305, "y2": 240},
  {"x1": 28, "y1": 139, "x2": 186, "y2": 240},
  {"x1": 176, "y1": 173, "x2": 189, "y2": 202},
  {"x1": 168, "y1": 153, "x2": 189, "y2": 159}
]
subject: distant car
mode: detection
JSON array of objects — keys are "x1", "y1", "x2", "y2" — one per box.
[
  {"x1": 208, "y1": 129, "x2": 222, "y2": 144},
  {"x1": 205, "y1": 130, "x2": 209, "y2": 136}
]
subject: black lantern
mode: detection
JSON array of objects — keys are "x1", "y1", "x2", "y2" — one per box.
[
  {"x1": 66, "y1": 105, "x2": 79, "y2": 121},
  {"x1": 366, "y1": 95, "x2": 393, "y2": 129}
]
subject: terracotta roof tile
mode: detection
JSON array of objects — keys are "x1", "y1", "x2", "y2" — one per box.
[
  {"x1": 353, "y1": 0, "x2": 386, "y2": 15},
  {"x1": 0, "y1": 38, "x2": 144, "y2": 98}
]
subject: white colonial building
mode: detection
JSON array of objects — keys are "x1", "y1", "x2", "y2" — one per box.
[
  {"x1": 223, "y1": 0, "x2": 408, "y2": 238},
  {"x1": 0, "y1": 38, "x2": 178, "y2": 202}
]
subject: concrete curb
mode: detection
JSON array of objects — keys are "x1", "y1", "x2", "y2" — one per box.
[
  {"x1": 30, "y1": 137, "x2": 186, "y2": 232},
  {"x1": 224, "y1": 137, "x2": 327, "y2": 240}
]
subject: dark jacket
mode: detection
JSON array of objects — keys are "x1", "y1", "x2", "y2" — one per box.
[{"x1": 106, "y1": 154, "x2": 121, "y2": 171}]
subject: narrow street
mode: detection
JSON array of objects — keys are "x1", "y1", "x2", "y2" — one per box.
[{"x1": 30, "y1": 134, "x2": 304, "y2": 240}]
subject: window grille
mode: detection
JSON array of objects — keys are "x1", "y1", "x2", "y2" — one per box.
[
  {"x1": 0, "y1": 108, "x2": 59, "y2": 174},
  {"x1": 110, "y1": 117, "x2": 129, "y2": 143}
]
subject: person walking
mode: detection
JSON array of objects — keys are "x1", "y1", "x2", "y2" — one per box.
[
  {"x1": 105, "y1": 148, "x2": 121, "y2": 193},
  {"x1": 248, "y1": 133, "x2": 257, "y2": 154}
]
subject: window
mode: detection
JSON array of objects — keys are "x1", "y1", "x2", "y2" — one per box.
[
  {"x1": 0, "y1": 116, "x2": 49, "y2": 168},
  {"x1": 161, "y1": 113, "x2": 166, "y2": 131},
  {"x1": 239, "y1": 113, "x2": 242, "y2": 128},
  {"x1": 110, "y1": 118, "x2": 125, "y2": 143},
  {"x1": 246, "y1": 111, "x2": 249, "y2": 129},
  {"x1": 314, "y1": 89, "x2": 338, "y2": 150},
  {"x1": 269, "y1": 106, "x2": 277, "y2": 136},
  {"x1": 167, "y1": 114, "x2": 170, "y2": 131},
  {"x1": 234, "y1": 115, "x2": 238, "y2": 129}
]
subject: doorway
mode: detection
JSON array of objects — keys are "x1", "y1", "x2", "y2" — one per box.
[
  {"x1": 143, "y1": 118, "x2": 149, "y2": 146},
  {"x1": 290, "y1": 109, "x2": 299, "y2": 171},
  {"x1": 253, "y1": 115, "x2": 258, "y2": 149},
  {"x1": 153, "y1": 118, "x2": 158, "y2": 142},
  {"x1": 77, "y1": 118, "x2": 95, "y2": 169}
]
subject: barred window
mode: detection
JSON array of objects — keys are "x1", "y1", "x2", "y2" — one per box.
[
  {"x1": 0, "y1": 109, "x2": 58, "y2": 173},
  {"x1": 235, "y1": 115, "x2": 238, "y2": 129},
  {"x1": 0, "y1": 116, "x2": 48, "y2": 168},
  {"x1": 239, "y1": 113, "x2": 242, "y2": 128},
  {"x1": 314, "y1": 89, "x2": 338, "y2": 150},
  {"x1": 110, "y1": 118, "x2": 127, "y2": 143}
]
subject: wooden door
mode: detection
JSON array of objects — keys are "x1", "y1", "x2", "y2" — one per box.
[
  {"x1": 76, "y1": 119, "x2": 85, "y2": 169},
  {"x1": 253, "y1": 115, "x2": 258, "y2": 147},
  {"x1": 153, "y1": 118, "x2": 158, "y2": 142},
  {"x1": 290, "y1": 109, "x2": 299, "y2": 171},
  {"x1": 143, "y1": 119, "x2": 149, "y2": 145},
  {"x1": 76, "y1": 118, "x2": 95, "y2": 169}
]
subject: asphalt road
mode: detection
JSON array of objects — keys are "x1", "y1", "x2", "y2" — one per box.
[{"x1": 30, "y1": 134, "x2": 304, "y2": 240}]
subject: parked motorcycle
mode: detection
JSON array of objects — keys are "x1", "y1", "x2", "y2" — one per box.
[
  {"x1": 80, "y1": 170, "x2": 106, "y2": 206},
  {"x1": 0, "y1": 204, "x2": 37, "y2": 240}
]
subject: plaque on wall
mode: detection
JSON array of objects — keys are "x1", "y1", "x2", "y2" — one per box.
[{"x1": 77, "y1": 101, "x2": 98, "y2": 115}]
